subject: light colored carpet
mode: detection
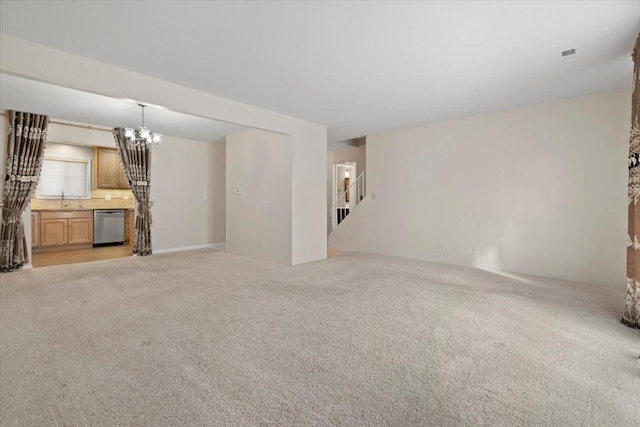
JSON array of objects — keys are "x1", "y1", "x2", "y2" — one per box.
[{"x1": 0, "y1": 250, "x2": 638, "y2": 426}]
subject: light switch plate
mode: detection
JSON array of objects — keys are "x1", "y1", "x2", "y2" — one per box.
[{"x1": 235, "y1": 190, "x2": 241, "y2": 195}]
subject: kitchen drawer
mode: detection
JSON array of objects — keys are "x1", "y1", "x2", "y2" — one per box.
[{"x1": 39, "y1": 210, "x2": 93, "y2": 219}]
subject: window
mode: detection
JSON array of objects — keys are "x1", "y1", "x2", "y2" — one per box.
[{"x1": 37, "y1": 157, "x2": 91, "y2": 199}]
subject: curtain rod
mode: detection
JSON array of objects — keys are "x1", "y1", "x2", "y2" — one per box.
[{"x1": 0, "y1": 112, "x2": 114, "y2": 133}]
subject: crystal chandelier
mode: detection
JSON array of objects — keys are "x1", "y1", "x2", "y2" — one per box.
[{"x1": 124, "y1": 104, "x2": 162, "y2": 147}]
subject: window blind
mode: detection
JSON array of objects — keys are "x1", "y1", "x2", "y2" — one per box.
[{"x1": 37, "y1": 158, "x2": 91, "y2": 198}]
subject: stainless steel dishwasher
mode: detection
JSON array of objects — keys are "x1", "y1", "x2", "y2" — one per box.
[{"x1": 93, "y1": 210, "x2": 125, "y2": 246}]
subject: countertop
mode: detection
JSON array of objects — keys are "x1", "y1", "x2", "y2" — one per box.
[{"x1": 32, "y1": 207, "x2": 135, "y2": 211}]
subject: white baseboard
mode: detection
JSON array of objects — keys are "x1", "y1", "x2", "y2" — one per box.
[{"x1": 153, "y1": 243, "x2": 226, "y2": 255}]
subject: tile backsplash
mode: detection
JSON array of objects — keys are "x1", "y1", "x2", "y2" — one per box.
[{"x1": 31, "y1": 188, "x2": 135, "y2": 210}]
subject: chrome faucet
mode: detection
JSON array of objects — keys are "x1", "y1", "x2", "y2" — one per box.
[{"x1": 61, "y1": 191, "x2": 72, "y2": 208}]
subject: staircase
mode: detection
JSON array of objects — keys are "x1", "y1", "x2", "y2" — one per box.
[{"x1": 329, "y1": 170, "x2": 366, "y2": 232}]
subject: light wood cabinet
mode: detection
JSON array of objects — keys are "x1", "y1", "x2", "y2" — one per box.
[
  {"x1": 117, "y1": 163, "x2": 128, "y2": 189},
  {"x1": 40, "y1": 219, "x2": 67, "y2": 246},
  {"x1": 123, "y1": 209, "x2": 136, "y2": 245},
  {"x1": 95, "y1": 148, "x2": 129, "y2": 189},
  {"x1": 36, "y1": 211, "x2": 93, "y2": 251},
  {"x1": 31, "y1": 211, "x2": 40, "y2": 248},
  {"x1": 68, "y1": 218, "x2": 93, "y2": 244}
]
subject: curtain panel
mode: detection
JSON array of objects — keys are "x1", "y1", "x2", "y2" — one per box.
[
  {"x1": 0, "y1": 111, "x2": 49, "y2": 272},
  {"x1": 113, "y1": 128, "x2": 153, "y2": 256},
  {"x1": 625, "y1": 33, "x2": 640, "y2": 329}
]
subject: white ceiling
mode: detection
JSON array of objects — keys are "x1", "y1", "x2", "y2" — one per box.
[
  {"x1": 0, "y1": 1, "x2": 638, "y2": 143},
  {"x1": 0, "y1": 74, "x2": 245, "y2": 142}
]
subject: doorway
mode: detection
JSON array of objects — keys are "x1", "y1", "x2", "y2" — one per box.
[
  {"x1": 29, "y1": 138, "x2": 136, "y2": 269},
  {"x1": 331, "y1": 162, "x2": 356, "y2": 229}
]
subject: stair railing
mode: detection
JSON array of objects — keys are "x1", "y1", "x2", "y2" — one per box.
[{"x1": 329, "y1": 170, "x2": 366, "y2": 232}]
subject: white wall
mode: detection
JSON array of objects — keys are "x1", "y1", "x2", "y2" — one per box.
[
  {"x1": 212, "y1": 141, "x2": 226, "y2": 244},
  {"x1": 291, "y1": 126, "x2": 327, "y2": 265},
  {"x1": 1, "y1": 34, "x2": 327, "y2": 266},
  {"x1": 328, "y1": 144, "x2": 366, "y2": 177},
  {"x1": 46, "y1": 120, "x2": 115, "y2": 148},
  {"x1": 226, "y1": 129, "x2": 292, "y2": 264},
  {"x1": 42, "y1": 141, "x2": 94, "y2": 161},
  {"x1": 151, "y1": 134, "x2": 227, "y2": 251},
  {"x1": 330, "y1": 90, "x2": 630, "y2": 286}
]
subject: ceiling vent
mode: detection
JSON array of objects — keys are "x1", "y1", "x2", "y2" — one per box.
[{"x1": 561, "y1": 48, "x2": 576, "y2": 57}]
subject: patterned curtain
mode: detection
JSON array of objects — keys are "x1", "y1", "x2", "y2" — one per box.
[
  {"x1": 113, "y1": 128, "x2": 153, "y2": 256},
  {"x1": 624, "y1": 33, "x2": 640, "y2": 329},
  {"x1": 0, "y1": 111, "x2": 49, "y2": 272}
]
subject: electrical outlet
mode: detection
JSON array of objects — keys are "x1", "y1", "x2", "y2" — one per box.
[
  {"x1": 436, "y1": 245, "x2": 443, "y2": 251},
  {"x1": 472, "y1": 247, "x2": 479, "y2": 255},
  {"x1": 105, "y1": 195, "x2": 112, "y2": 200}
]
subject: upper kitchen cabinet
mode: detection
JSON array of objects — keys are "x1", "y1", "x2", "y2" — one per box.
[{"x1": 94, "y1": 148, "x2": 129, "y2": 189}]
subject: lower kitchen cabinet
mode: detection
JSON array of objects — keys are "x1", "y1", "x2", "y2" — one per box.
[
  {"x1": 31, "y1": 211, "x2": 40, "y2": 248},
  {"x1": 35, "y1": 210, "x2": 94, "y2": 251},
  {"x1": 68, "y1": 217, "x2": 93, "y2": 244},
  {"x1": 125, "y1": 209, "x2": 135, "y2": 244},
  {"x1": 40, "y1": 218, "x2": 68, "y2": 246}
]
